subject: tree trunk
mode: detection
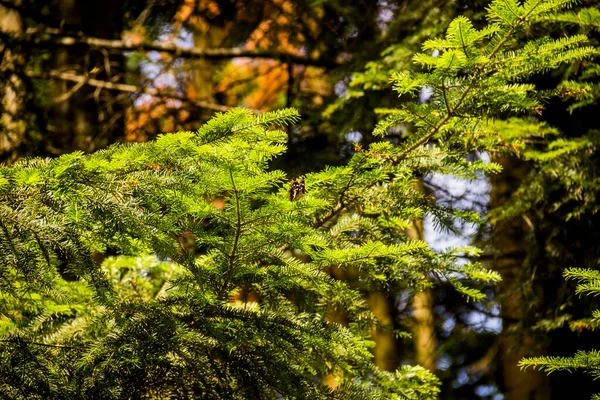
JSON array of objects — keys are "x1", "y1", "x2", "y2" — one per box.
[
  {"x1": 411, "y1": 289, "x2": 436, "y2": 370},
  {"x1": 368, "y1": 291, "x2": 399, "y2": 371},
  {"x1": 407, "y1": 203, "x2": 437, "y2": 371},
  {"x1": 489, "y1": 155, "x2": 550, "y2": 400},
  {"x1": 0, "y1": 4, "x2": 27, "y2": 162},
  {"x1": 48, "y1": 0, "x2": 125, "y2": 154}
]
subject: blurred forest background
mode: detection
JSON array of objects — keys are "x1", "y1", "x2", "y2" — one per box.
[{"x1": 1, "y1": 0, "x2": 599, "y2": 398}]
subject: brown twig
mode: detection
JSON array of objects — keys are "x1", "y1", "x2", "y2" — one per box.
[
  {"x1": 26, "y1": 69, "x2": 235, "y2": 113},
  {"x1": 22, "y1": 28, "x2": 340, "y2": 69},
  {"x1": 51, "y1": 73, "x2": 89, "y2": 105}
]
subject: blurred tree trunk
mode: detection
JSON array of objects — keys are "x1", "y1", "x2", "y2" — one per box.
[
  {"x1": 326, "y1": 266, "x2": 400, "y2": 379},
  {"x1": 0, "y1": 4, "x2": 27, "y2": 162},
  {"x1": 489, "y1": 156, "x2": 550, "y2": 400},
  {"x1": 368, "y1": 291, "x2": 399, "y2": 371},
  {"x1": 407, "y1": 194, "x2": 436, "y2": 371},
  {"x1": 322, "y1": 265, "x2": 349, "y2": 389},
  {"x1": 325, "y1": 273, "x2": 400, "y2": 378},
  {"x1": 48, "y1": 0, "x2": 125, "y2": 154},
  {"x1": 411, "y1": 289, "x2": 436, "y2": 370}
]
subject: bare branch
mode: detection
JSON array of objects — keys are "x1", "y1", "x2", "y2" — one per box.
[
  {"x1": 22, "y1": 28, "x2": 340, "y2": 69},
  {"x1": 26, "y1": 69, "x2": 237, "y2": 113},
  {"x1": 51, "y1": 74, "x2": 88, "y2": 105}
]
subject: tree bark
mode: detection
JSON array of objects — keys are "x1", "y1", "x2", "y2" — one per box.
[
  {"x1": 368, "y1": 291, "x2": 399, "y2": 371},
  {"x1": 489, "y1": 155, "x2": 550, "y2": 400},
  {"x1": 411, "y1": 289, "x2": 436, "y2": 370},
  {"x1": 407, "y1": 201, "x2": 437, "y2": 371},
  {"x1": 0, "y1": 4, "x2": 26, "y2": 162}
]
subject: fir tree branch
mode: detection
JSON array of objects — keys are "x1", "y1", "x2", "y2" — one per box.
[
  {"x1": 0, "y1": 338, "x2": 86, "y2": 350},
  {"x1": 220, "y1": 164, "x2": 243, "y2": 300},
  {"x1": 314, "y1": 202, "x2": 345, "y2": 229},
  {"x1": 393, "y1": 4, "x2": 536, "y2": 162},
  {"x1": 396, "y1": 114, "x2": 453, "y2": 161},
  {"x1": 314, "y1": 155, "x2": 368, "y2": 229},
  {"x1": 441, "y1": 81, "x2": 451, "y2": 115}
]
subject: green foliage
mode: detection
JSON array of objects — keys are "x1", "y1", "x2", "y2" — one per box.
[
  {"x1": 1, "y1": 0, "x2": 596, "y2": 397},
  {"x1": 487, "y1": 4, "x2": 600, "y2": 221},
  {"x1": 323, "y1": 0, "x2": 459, "y2": 132},
  {"x1": 490, "y1": 127, "x2": 600, "y2": 221},
  {"x1": 1, "y1": 105, "x2": 497, "y2": 398},
  {"x1": 334, "y1": 0, "x2": 599, "y2": 395},
  {"x1": 564, "y1": 268, "x2": 600, "y2": 298},
  {"x1": 520, "y1": 268, "x2": 600, "y2": 393},
  {"x1": 501, "y1": 3, "x2": 600, "y2": 396},
  {"x1": 374, "y1": 0, "x2": 594, "y2": 159},
  {"x1": 520, "y1": 350, "x2": 600, "y2": 378},
  {"x1": 535, "y1": 6, "x2": 600, "y2": 30}
]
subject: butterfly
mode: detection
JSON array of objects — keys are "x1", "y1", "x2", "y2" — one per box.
[{"x1": 288, "y1": 175, "x2": 306, "y2": 201}]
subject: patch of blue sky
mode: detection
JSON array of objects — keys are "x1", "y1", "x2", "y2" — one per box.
[{"x1": 345, "y1": 131, "x2": 362, "y2": 143}]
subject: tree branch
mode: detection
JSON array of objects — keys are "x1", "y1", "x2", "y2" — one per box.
[
  {"x1": 392, "y1": 14, "x2": 532, "y2": 164},
  {"x1": 51, "y1": 73, "x2": 89, "y2": 105},
  {"x1": 22, "y1": 28, "x2": 341, "y2": 69},
  {"x1": 314, "y1": 202, "x2": 344, "y2": 229},
  {"x1": 0, "y1": 338, "x2": 86, "y2": 350},
  {"x1": 25, "y1": 69, "x2": 236, "y2": 113},
  {"x1": 220, "y1": 164, "x2": 243, "y2": 300}
]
